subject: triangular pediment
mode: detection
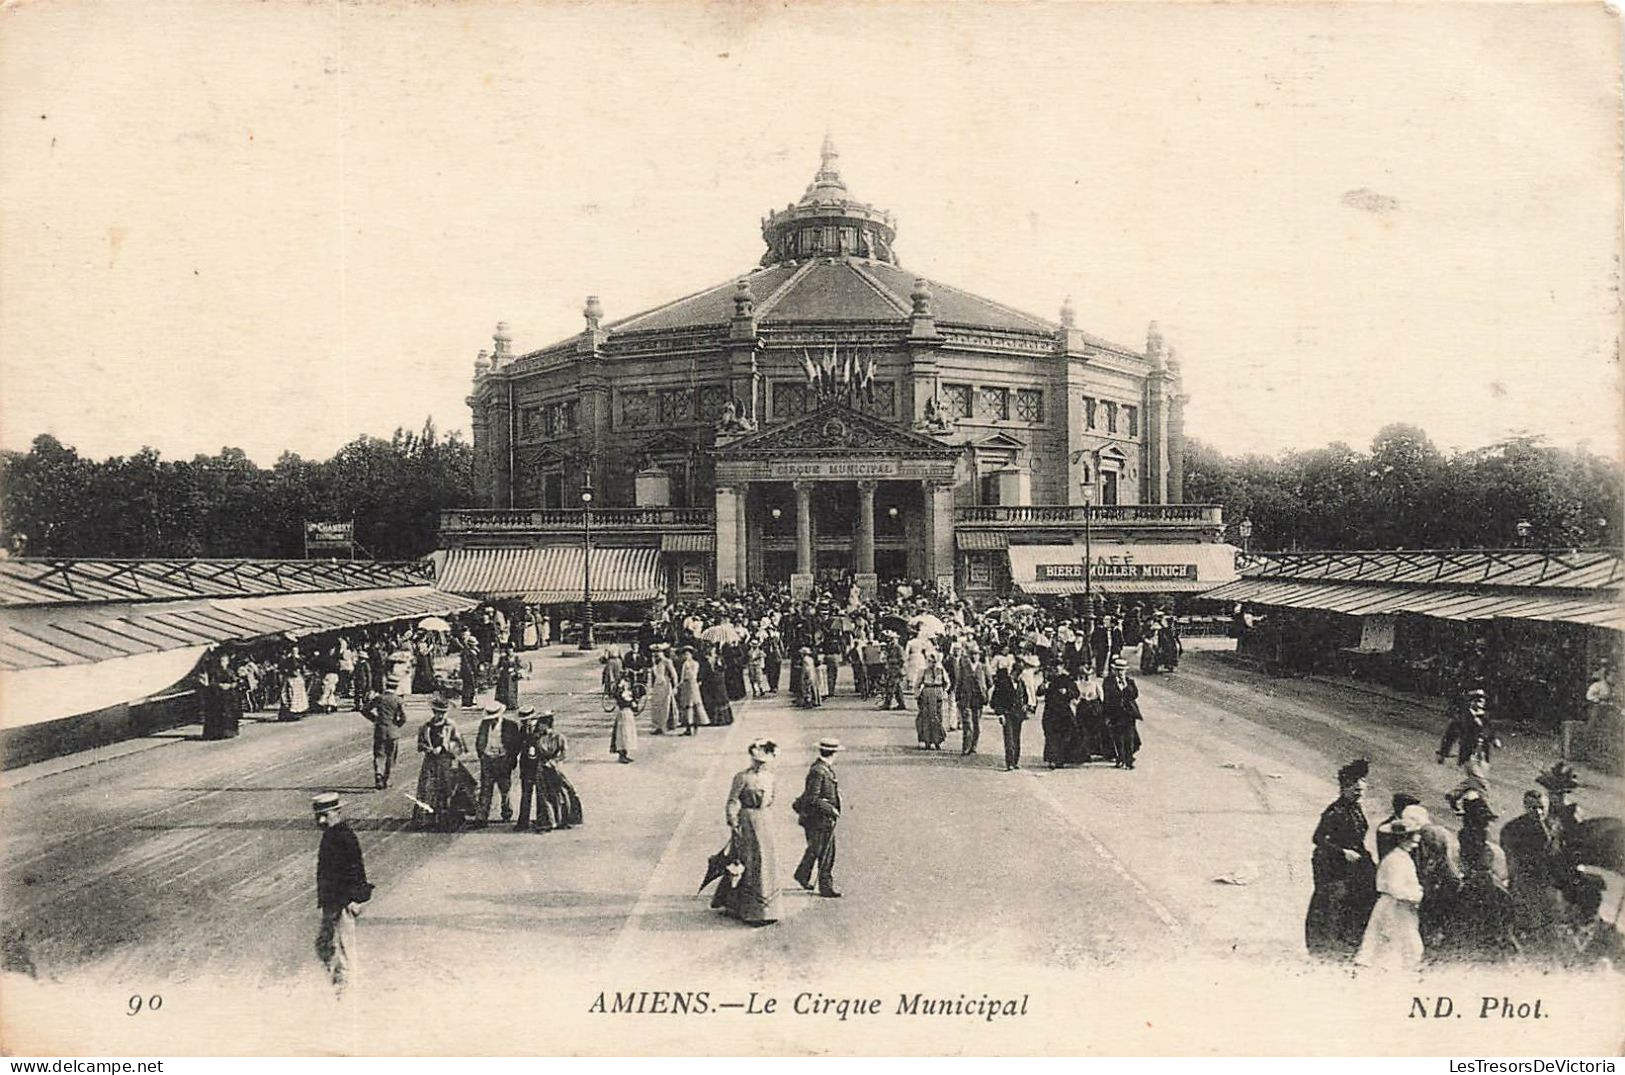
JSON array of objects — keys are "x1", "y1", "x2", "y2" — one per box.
[
  {"x1": 632, "y1": 430, "x2": 703, "y2": 458},
  {"x1": 970, "y1": 431, "x2": 1029, "y2": 451},
  {"x1": 718, "y1": 402, "x2": 961, "y2": 459}
]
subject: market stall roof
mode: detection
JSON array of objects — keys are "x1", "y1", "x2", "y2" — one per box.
[
  {"x1": 1207, "y1": 548, "x2": 1624, "y2": 631},
  {"x1": 1007, "y1": 542, "x2": 1239, "y2": 595},
  {"x1": 0, "y1": 557, "x2": 436, "y2": 607},
  {"x1": 437, "y1": 547, "x2": 664, "y2": 603},
  {"x1": 0, "y1": 585, "x2": 478, "y2": 673}
]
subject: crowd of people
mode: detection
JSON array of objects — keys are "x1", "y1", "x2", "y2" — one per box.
[{"x1": 1307, "y1": 756, "x2": 1622, "y2": 970}]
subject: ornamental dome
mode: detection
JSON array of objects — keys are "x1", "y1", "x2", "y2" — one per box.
[{"x1": 760, "y1": 134, "x2": 899, "y2": 267}]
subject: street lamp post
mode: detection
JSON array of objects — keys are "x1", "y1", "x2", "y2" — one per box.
[
  {"x1": 579, "y1": 474, "x2": 596, "y2": 651},
  {"x1": 1238, "y1": 518, "x2": 1253, "y2": 555}
]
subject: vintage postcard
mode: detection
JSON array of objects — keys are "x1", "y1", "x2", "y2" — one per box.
[{"x1": 1, "y1": 0, "x2": 1621, "y2": 1058}]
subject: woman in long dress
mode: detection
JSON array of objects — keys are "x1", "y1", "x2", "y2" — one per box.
[
  {"x1": 279, "y1": 660, "x2": 310, "y2": 722},
  {"x1": 1306, "y1": 758, "x2": 1378, "y2": 958},
  {"x1": 700, "y1": 648, "x2": 734, "y2": 727},
  {"x1": 609, "y1": 676, "x2": 638, "y2": 764},
  {"x1": 1040, "y1": 664, "x2": 1080, "y2": 768},
  {"x1": 675, "y1": 646, "x2": 708, "y2": 733},
  {"x1": 1355, "y1": 805, "x2": 1428, "y2": 969},
  {"x1": 413, "y1": 701, "x2": 470, "y2": 831},
  {"x1": 646, "y1": 643, "x2": 677, "y2": 733},
  {"x1": 493, "y1": 645, "x2": 523, "y2": 710},
  {"x1": 902, "y1": 629, "x2": 930, "y2": 694},
  {"x1": 722, "y1": 642, "x2": 748, "y2": 703},
  {"x1": 722, "y1": 740, "x2": 781, "y2": 926},
  {"x1": 412, "y1": 636, "x2": 437, "y2": 694},
  {"x1": 915, "y1": 652, "x2": 949, "y2": 750}
]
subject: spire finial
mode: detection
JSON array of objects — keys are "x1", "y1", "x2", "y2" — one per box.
[{"x1": 820, "y1": 132, "x2": 839, "y2": 177}]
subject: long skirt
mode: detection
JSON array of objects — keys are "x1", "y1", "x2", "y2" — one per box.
[
  {"x1": 943, "y1": 693, "x2": 960, "y2": 733},
  {"x1": 611, "y1": 706, "x2": 638, "y2": 755},
  {"x1": 496, "y1": 673, "x2": 521, "y2": 710},
  {"x1": 916, "y1": 688, "x2": 946, "y2": 746},
  {"x1": 1305, "y1": 874, "x2": 1377, "y2": 958},
  {"x1": 725, "y1": 662, "x2": 748, "y2": 702},
  {"x1": 414, "y1": 755, "x2": 472, "y2": 830},
  {"x1": 1354, "y1": 894, "x2": 1424, "y2": 970},
  {"x1": 1042, "y1": 711, "x2": 1072, "y2": 765},
  {"x1": 541, "y1": 764, "x2": 584, "y2": 827},
  {"x1": 647, "y1": 677, "x2": 675, "y2": 732},
  {"x1": 725, "y1": 807, "x2": 781, "y2": 924},
  {"x1": 316, "y1": 673, "x2": 340, "y2": 711},
  {"x1": 411, "y1": 654, "x2": 436, "y2": 694},
  {"x1": 702, "y1": 683, "x2": 734, "y2": 726}
]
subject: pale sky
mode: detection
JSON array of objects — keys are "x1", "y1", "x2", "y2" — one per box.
[{"x1": 2, "y1": 2, "x2": 1620, "y2": 465}]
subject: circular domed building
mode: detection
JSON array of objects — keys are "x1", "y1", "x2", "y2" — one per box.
[{"x1": 444, "y1": 139, "x2": 1227, "y2": 608}]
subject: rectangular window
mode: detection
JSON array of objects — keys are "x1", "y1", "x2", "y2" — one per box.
[
  {"x1": 1082, "y1": 396, "x2": 1098, "y2": 430},
  {"x1": 978, "y1": 386, "x2": 1009, "y2": 420},
  {"x1": 979, "y1": 472, "x2": 1002, "y2": 505},
  {"x1": 772, "y1": 382, "x2": 808, "y2": 419},
  {"x1": 1101, "y1": 470, "x2": 1119, "y2": 506},
  {"x1": 858, "y1": 381, "x2": 897, "y2": 417},
  {"x1": 698, "y1": 384, "x2": 731, "y2": 422},
  {"x1": 1105, "y1": 401, "x2": 1119, "y2": 434},
  {"x1": 621, "y1": 391, "x2": 652, "y2": 429},
  {"x1": 942, "y1": 383, "x2": 972, "y2": 419},
  {"x1": 1125, "y1": 405, "x2": 1138, "y2": 438},
  {"x1": 1014, "y1": 388, "x2": 1043, "y2": 423},
  {"x1": 522, "y1": 408, "x2": 544, "y2": 437},
  {"x1": 543, "y1": 472, "x2": 564, "y2": 509},
  {"x1": 658, "y1": 388, "x2": 694, "y2": 426}
]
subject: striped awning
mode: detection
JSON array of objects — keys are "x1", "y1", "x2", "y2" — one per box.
[
  {"x1": 437, "y1": 547, "x2": 664, "y2": 603},
  {"x1": 956, "y1": 531, "x2": 1009, "y2": 550},
  {"x1": 0, "y1": 586, "x2": 478, "y2": 672},
  {"x1": 1204, "y1": 578, "x2": 1625, "y2": 632},
  {"x1": 660, "y1": 532, "x2": 715, "y2": 553},
  {"x1": 1009, "y1": 542, "x2": 1240, "y2": 595}
]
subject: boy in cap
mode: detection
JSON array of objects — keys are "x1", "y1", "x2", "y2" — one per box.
[{"x1": 313, "y1": 792, "x2": 371, "y2": 998}]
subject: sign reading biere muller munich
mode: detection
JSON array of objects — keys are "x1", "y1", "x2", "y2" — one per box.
[{"x1": 1036, "y1": 561, "x2": 1199, "y2": 582}]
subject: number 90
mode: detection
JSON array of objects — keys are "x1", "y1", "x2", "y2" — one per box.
[{"x1": 127, "y1": 994, "x2": 162, "y2": 1016}]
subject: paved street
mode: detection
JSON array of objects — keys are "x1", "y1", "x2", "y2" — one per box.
[{"x1": 3, "y1": 644, "x2": 1621, "y2": 1054}]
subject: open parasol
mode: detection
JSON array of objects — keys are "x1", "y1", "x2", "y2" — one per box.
[
  {"x1": 908, "y1": 613, "x2": 947, "y2": 638},
  {"x1": 418, "y1": 616, "x2": 451, "y2": 632}
]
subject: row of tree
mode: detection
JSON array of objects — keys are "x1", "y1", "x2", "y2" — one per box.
[
  {"x1": 0, "y1": 421, "x2": 475, "y2": 561},
  {"x1": 0, "y1": 420, "x2": 1617, "y2": 560},
  {"x1": 1184, "y1": 423, "x2": 1622, "y2": 551}
]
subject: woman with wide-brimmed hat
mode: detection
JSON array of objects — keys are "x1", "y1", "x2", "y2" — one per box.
[
  {"x1": 719, "y1": 739, "x2": 782, "y2": 926},
  {"x1": 1355, "y1": 804, "x2": 1430, "y2": 969}
]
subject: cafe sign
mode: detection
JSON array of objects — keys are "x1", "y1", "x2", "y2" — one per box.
[{"x1": 1035, "y1": 561, "x2": 1198, "y2": 582}]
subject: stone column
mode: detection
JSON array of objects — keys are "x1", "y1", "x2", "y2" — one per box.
[
  {"x1": 793, "y1": 480, "x2": 814, "y2": 576},
  {"x1": 855, "y1": 479, "x2": 877, "y2": 576},
  {"x1": 734, "y1": 482, "x2": 750, "y2": 589},
  {"x1": 715, "y1": 484, "x2": 740, "y2": 592},
  {"x1": 923, "y1": 480, "x2": 956, "y2": 586}
]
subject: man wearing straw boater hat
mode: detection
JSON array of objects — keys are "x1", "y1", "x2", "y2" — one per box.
[
  {"x1": 792, "y1": 738, "x2": 844, "y2": 898},
  {"x1": 312, "y1": 791, "x2": 371, "y2": 998}
]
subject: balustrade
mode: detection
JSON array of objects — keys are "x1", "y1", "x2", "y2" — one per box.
[
  {"x1": 440, "y1": 507, "x2": 715, "y2": 532},
  {"x1": 954, "y1": 504, "x2": 1223, "y2": 526}
]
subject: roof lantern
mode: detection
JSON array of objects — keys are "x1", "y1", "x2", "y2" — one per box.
[{"x1": 760, "y1": 135, "x2": 899, "y2": 267}]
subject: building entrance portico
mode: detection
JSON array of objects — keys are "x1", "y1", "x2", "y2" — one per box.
[{"x1": 713, "y1": 404, "x2": 962, "y2": 593}]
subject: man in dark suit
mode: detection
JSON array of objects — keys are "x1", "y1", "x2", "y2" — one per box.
[
  {"x1": 1101, "y1": 656, "x2": 1142, "y2": 769},
  {"x1": 313, "y1": 792, "x2": 371, "y2": 998},
  {"x1": 793, "y1": 738, "x2": 843, "y2": 897},
  {"x1": 475, "y1": 700, "x2": 522, "y2": 825},
  {"x1": 458, "y1": 634, "x2": 481, "y2": 709},
  {"x1": 362, "y1": 678, "x2": 407, "y2": 790}
]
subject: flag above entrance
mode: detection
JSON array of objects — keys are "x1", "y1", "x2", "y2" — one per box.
[{"x1": 1007, "y1": 543, "x2": 1240, "y2": 595}]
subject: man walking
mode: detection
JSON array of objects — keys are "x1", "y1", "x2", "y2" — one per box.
[
  {"x1": 793, "y1": 738, "x2": 843, "y2": 898},
  {"x1": 313, "y1": 792, "x2": 371, "y2": 999},
  {"x1": 361, "y1": 677, "x2": 407, "y2": 790},
  {"x1": 475, "y1": 699, "x2": 520, "y2": 825},
  {"x1": 1102, "y1": 656, "x2": 1143, "y2": 769},
  {"x1": 458, "y1": 633, "x2": 481, "y2": 709}
]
